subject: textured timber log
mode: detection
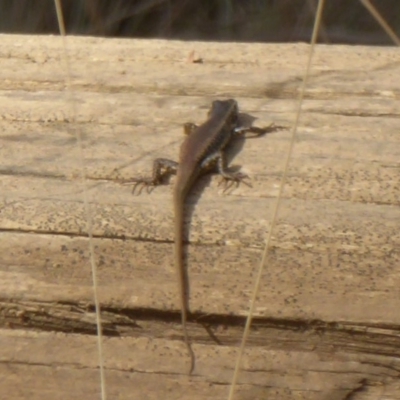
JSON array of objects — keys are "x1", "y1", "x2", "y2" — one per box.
[{"x1": 0, "y1": 34, "x2": 399, "y2": 399}]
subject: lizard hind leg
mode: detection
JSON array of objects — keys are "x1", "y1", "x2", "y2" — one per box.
[
  {"x1": 129, "y1": 158, "x2": 178, "y2": 195},
  {"x1": 216, "y1": 151, "x2": 252, "y2": 192}
]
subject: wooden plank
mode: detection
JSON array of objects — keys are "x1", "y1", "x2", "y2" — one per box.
[
  {"x1": 1, "y1": 34, "x2": 399, "y2": 399},
  {"x1": 2, "y1": 328, "x2": 399, "y2": 400}
]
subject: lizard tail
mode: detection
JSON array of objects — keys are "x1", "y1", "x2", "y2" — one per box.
[{"x1": 173, "y1": 191, "x2": 195, "y2": 375}]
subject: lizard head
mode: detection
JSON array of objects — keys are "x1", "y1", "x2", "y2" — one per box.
[
  {"x1": 209, "y1": 99, "x2": 239, "y2": 131},
  {"x1": 209, "y1": 99, "x2": 238, "y2": 116}
]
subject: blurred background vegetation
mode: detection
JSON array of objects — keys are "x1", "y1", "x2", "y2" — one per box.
[{"x1": 0, "y1": 0, "x2": 399, "y2": 44}]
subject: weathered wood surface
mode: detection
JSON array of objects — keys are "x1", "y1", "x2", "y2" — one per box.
[{"x1": 0, "y1": 34, "x2": 399, "y2": 399}]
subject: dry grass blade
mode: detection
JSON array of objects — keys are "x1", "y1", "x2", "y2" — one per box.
[
  {"x1": 227, "y1": 0, "x2": 327, "y2": 399},
  {"x1": 53, "y1": 1, "x2": 107, "y2": 400},
  {"x1": 359, "y1": 0, "x2": 400, "y2": 46}
]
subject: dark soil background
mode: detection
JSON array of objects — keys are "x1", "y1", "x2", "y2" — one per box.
[{"x1": 1, "y1": 0, "x2": 399, "y2": 45}]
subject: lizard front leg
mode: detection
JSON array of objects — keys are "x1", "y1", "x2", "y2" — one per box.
[
  {"x1": 201, "y1": 151, "x2": 250, "y2": 191},
  {"x1": 128, "y1": 158, "x2": 178, "y2": 194},
  {"x1": 234, "y1": 123, "x2": 284, "y2": 138},
  {"x1": 183, "y1": 122, "x2": 198, "y2": 135},
  {"x1": 216, "y1": 151, "x2": 250, "y2": 190}
]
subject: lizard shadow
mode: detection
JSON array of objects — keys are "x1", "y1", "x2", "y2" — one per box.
[
  {"x1": 182, "y1": 112, "x2": 284, "y2": 345},
  {"x1": 225, "y1": 112, "x2": 275, "y2": 169},
  {"x1": 132, "y1": 112, "x2": 286, "y2": 347}
]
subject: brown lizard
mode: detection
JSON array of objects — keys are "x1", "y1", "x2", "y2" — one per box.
[{"x1": 129, "y1": 99, "x2": 280, "y2": 374}]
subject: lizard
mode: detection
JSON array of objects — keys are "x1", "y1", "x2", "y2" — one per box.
[{"x1": 128, "y1": 99, "x2": 280, "y2": 375}]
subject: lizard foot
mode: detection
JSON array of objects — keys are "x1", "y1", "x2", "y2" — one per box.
[
  {"x1": 125, "y1": 178, "x2": 157, "y2": 195},
  {"x1": 218, "y1": 172, "x2": 252, "y2": 192}
]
